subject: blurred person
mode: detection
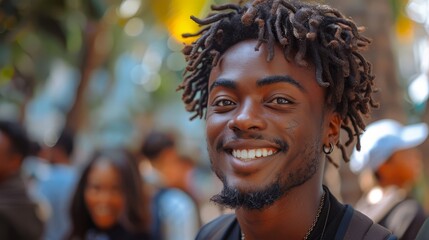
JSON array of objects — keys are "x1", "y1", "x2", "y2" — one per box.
[
  {"x1": 34, "y1": 128, "x2": 78, "y2": 240},
  {"x1": 21, "y1": 140, "x2": 53, "y2": 225},
  {"x1": 176, "y1": 0, "x2": 396, "y2": 239},
  {"x1": 22, "y1": 140, "x2": 50, "y2": 185},
  {"x1": 68, "y1": 148, "x2": 151, "y2": 240},
  {"x1": 350, "y1": 119, "x2": 428, "y2": 239},
  {"x1": 175, "y1": 155, "x2": 205, "y2": 226},
  {"x1": 176, "y1": 155, "x2": 201, "y2": 203},
  {"x1": 140, "y1": 131, "x2": 200, "y2": 240},
  {"x1": 0, "y1": 119, "x2": 44, "y2": 239}
]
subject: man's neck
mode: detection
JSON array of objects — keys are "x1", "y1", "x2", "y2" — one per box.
[{"x1": 235, "y1": 179, "x2": 324, "y2": 240}]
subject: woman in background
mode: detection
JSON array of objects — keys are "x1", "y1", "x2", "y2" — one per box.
[{"x1": 68, "y1": 149, "x2": 151, "y2": 240}]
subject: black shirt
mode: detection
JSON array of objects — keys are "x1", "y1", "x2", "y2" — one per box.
[
  {"x1": 195, "y1": 186, "x2": 395, "y2": 240},
  {"x1": 213, "y1": 186, "x2": 346, "y2": 240}
]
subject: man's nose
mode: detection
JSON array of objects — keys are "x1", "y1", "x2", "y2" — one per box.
[{"x1": 227, "y1": 100, "x2": 267, "y2": 131}]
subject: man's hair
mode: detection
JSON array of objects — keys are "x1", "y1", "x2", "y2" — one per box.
[
  {"x1": 140, "y1": 131, "x2": 175, "y2": 160},
  {"x1": 177, "y1": 0, "x2": 377, "y2": 164},
  {"x1": 0, "y1": 119, "x2": 30, "y2": 158}
]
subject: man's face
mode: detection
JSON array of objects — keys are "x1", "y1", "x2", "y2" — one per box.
[{"x1": 206, "y1": 40, "x2": 333, "y2": 209}]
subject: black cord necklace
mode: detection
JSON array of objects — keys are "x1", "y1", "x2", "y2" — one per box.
[{"x1": 318, "y1": 189, "x2": 330, "y2": 240}]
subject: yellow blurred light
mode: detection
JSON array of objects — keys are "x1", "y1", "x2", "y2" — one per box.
[
  {"x1": 151, "y1": 0, "x2": 210, "y2": 44},
  {"x1": 395, "y1": 14, "x2": 415, "y2": 43}
]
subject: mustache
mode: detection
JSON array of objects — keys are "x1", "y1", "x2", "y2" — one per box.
[{"x1": 216, "y1": 133, "x2": 289, "y2": 153}]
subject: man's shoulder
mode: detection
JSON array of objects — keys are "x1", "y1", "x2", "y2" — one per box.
[
  {"x1": 195, "y1": 214, "x2": 237, "y2": 240},
  {"x1": 338, "y1": 205, "x2": 397, "y2": 240},
  {"x1": 194, "y1": 207, "x2": 396, "y2": 240}
]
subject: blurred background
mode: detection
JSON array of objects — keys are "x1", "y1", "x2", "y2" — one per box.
[{"x1": 0, "y1": 0, "x2": 428, "y2": 236}]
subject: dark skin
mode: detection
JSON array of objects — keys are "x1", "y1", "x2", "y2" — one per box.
[{"x1": 206, "y1": 40, "x2": 341, "y2": 239}]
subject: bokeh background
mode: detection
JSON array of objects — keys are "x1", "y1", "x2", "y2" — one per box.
[{"x1": 1, "y1": 0, "x2": 429, "y2": 222}]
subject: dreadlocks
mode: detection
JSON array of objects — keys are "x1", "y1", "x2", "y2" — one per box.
[{"x1": 177, "y1": 0, "x2": 377, "y2": 165}]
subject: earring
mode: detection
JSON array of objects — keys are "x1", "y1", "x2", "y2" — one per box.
[{"x1": 323, "y1": 143, "x2": 334, "y2": 154}]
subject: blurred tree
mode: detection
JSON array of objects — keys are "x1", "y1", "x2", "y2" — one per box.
[
  {"x1": 0, "y1": 0, "x2": 223, "y2": 131},
  {"x1": 0, "y1": 0, "x2": 132, "y2": 131}
]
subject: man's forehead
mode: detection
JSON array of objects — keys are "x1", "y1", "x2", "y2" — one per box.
[
  {"x1": 213, "y1": 39, "x2": 315, "y2": 73},
  {"x1": 216, "y1": 40, "x2": 266, "y2": 68}
]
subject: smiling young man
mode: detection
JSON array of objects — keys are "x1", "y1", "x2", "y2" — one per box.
[{"x1": 177, "y1": 0, "x2": 396, "y2": 239}]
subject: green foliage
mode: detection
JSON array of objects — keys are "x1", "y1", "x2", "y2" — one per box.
[
  {"x1": 0, "y1": 0, "x2": 119, "y2": 90},
  {"x1": 389, "y1": 0, "x2": 402, "y2": 22}
]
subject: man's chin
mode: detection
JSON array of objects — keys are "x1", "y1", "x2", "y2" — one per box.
[{"x1": 210, "y1": 180, "x2": 284, "y2": 210}]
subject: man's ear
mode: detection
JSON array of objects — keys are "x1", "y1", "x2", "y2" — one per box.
[{"x1": 324, "y1": 111, "x2": 341, "y2": 146}]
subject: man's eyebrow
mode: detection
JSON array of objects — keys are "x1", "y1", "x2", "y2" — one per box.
[
  {"x1": 256, "y1": 75, "x2": 306, "y2": 92},
  {"x1": 209, "y1": 78, "x2": 237, "y2": 92}
]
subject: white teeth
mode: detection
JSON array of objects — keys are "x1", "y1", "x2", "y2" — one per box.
[
  {"x1": 248, "y1": 150, "x2": 255, "y2": 159},
  {"x1": 232, "y1": 148, "x2": 277, "y2": 161},
  {"x1": 263, "y1": 149, "x2": 268, "y2": 157},
  {"x1": 256, "y1": 149, "x2": 262, "y2": 157},
  {"x1": 241, "y1": 149, "x2": 247, "y2": 159}
]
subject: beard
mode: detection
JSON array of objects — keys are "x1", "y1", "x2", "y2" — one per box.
[
  {"x1": 209, "y1": 138, "x2": 321, "y2": 210},
  {"x1": 211, "y1": 175, "x2": 284, "y2": 210}
]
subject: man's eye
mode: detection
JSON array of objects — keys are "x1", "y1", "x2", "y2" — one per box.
[
  {"x1": 269, "y1": 97, "x2": 290, "y2": 104},
  {"x1": 214, "y1": 99, "x2": 235, "y2": 106}
]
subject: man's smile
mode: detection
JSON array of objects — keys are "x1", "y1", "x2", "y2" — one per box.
[
  {"x1": 231, "y1": 148, "x2": 278, "y2": 161},
  {"x1": 220, "y1": 138, "x2": 285, "y2": 167}
]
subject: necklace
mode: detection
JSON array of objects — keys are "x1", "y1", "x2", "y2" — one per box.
[
  {"x1": 303, "y1": 191, "x2": 325, "y2": 240},
  {"x1": 241, "y1": 191, "x2": 326, "y2": 240}
]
